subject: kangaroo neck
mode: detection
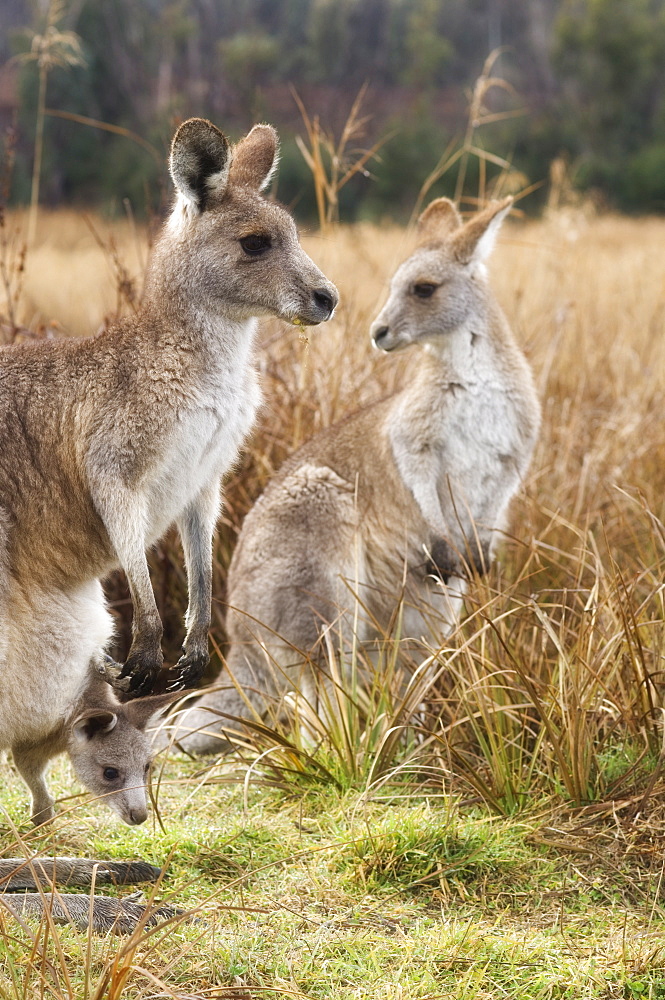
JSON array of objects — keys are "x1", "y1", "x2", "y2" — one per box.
[
  {"x1": 139, "y1": 284, "x2": 259, "y2": 364},
  {"x1": 420, "y1": 322, "x2": 496, "y2": 386}
]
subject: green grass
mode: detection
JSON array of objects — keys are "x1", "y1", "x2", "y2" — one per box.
[{"x1": 2, "y1": 753, "x2": 665, "y2": 999}]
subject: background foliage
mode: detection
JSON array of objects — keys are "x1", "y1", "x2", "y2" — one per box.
[{"x1": 3, "y1": 0, "x2": 665, "y2": 219}]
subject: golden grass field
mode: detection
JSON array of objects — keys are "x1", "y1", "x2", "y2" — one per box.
[{"x1": 1, "y1": 206, "x2": 665, "y2": 997}]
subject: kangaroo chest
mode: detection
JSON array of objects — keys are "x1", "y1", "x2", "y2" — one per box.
[
  {"x1": 144, "y1": 365, "x2": 261, "y2": 540},
  {"x1": 391, "y1": 379, "x2": 522, "y2": 534},
  {"x1": 439, "y1": 384, "x2": 517, "y2": 471}
]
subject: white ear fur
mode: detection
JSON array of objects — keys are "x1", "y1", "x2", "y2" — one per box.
[
  {"x1": 450, "y1": 197, "x2": 513, "y2": 268},
  {"x1": 258, "y1": 150, "x2": 279, "y2": 192},
  {"x1": 169, "y1": 118, "x2": 231, "y2": 213},
  {"x1": 471, "y1": 202, "x2": 512, "y2": 264}
]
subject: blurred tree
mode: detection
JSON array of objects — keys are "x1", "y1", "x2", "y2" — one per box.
[
  {"x1": 304, "y1": 0, "x2": 351, "y2": 84},
  {"x1": 401, "y1": 0, "x2": 452, "y2": 89},
  {"x1": 15, "y1": 0, "x2": 86, "y2": 243},
  {"x1": 218, "y1": 31, "x2": 281, "y2": 119},
  {"x1": 7, "y1": 0, "x2": 665, "y2": 217},
  {"x1": 155, "y1": 2, "x2": 197, "y2": 114},
  {"x1": 553, "y1": 0, "x2": 665, "y2": 205}
]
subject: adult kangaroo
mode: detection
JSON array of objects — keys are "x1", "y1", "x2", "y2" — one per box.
[
  {"x1": 0, "y1": 116, "x2": 338, "y2": 729},
  {"x1": 166, "y1": 197, "x2": 540, "y2": 754}
]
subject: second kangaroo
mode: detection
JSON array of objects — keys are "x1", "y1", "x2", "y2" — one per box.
[
  {"x1": 169, "y1": 197, "x2": 541, "y2": 753},
  {"x1": 0, "y1": 117, "x2": 337, "y2": 711}
]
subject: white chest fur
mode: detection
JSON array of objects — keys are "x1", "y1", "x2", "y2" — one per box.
[
  {"x1": 389, "y1": 372, "x2": 524, "y2": 543},
  {"x1": 144, "y1": 335, "x2": 262, "y2": 541},
  {"x1": 440, "y1": 381, "x2": 520, "y2": 474}
]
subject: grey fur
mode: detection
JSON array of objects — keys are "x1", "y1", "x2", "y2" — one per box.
[
  {"x1": 0, "y1": 857, "x2": 161, "y2": 890},
  {"x1": 1, "y1": 893, "x2": 180, "y2": 934}
]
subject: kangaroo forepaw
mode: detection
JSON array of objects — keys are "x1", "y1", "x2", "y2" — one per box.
[
  {"x1": 166, "y1": 650, "x2": 209, "y2": 691},
  {"x1": 31, "y1": 802, "x2": 56, "y2": 826},
  {"x1": 117, "y1": 651, "x2": 163, "y2": 698},
  {"x1": 96, "y1": 655, "x2": 132, "y2": 692},
  {"x1": 425, "y1": 538, "x2": 459, "y2": 583}
]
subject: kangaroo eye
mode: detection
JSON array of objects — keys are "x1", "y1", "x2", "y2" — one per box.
[
  {"x1": 103, "y1": 767, "x2": 119, "y2": 781},
  {"x1": 240, "y1": 234, "x2": 271, "y2": 256},
  {"x1": 413, "y1": 282, "x2": 437, "y2": 299}
]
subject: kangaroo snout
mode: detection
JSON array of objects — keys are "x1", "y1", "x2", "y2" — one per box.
[
  {"x1": 313, "y1": 286, "x2": 337, "y2": 318},
  {"x1": 111, "y1": 788, "x2": 149, "y2": 826},
  {"x1": 298, "y1": 282, "x2": 339, "y2": 325},
  {"x1": 371, "y1": 320, "x2": 405, "y2": 352},
  {"x1": 127, "y1": 805, "x2": 148, "y2": 826},
  {"x1": 371, "y1": 323, "x2": 390, "y2": 348}
]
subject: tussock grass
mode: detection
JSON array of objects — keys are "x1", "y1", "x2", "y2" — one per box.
[{"x1": 1, "y1": 207, "x2": 665, "y2": 995}]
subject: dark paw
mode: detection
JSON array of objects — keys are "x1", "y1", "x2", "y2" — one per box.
[
  {"x1": 97, "y1": 655, "x2": 131, "y2": 692},
  {"x1": 118, "y1": 651, "x2": 163, "y2": 698},
  {"x1": 425, "y1": 538, "x2": 460, "y2": 583},
  {"x1": 166, "y1": 650, "x2": 209, "y2": 692}
]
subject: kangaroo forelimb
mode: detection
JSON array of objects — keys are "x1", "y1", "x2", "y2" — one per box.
[{"x1": 424, "y1": 537, "x2": 460, "y2": 582}]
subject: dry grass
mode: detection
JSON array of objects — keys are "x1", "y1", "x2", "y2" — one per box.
[{"x1": 4, "y1": 208, "x2": 147, "y2": 337}]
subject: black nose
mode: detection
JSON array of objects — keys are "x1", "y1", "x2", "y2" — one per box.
[
  {"x1": 312, "y1": 287, "x2": 336, "y2": 316},
  {"x1": 373, "y1": 325, "x2": 389, "y2": 344}
]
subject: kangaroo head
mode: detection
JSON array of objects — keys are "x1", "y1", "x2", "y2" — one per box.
[
  {"x1": 370, "y1": 196, "x2": 512, "y2": 353},
  {"x1": 67, "y1": 692, "x2": 178, "y2": 826},
  {"x1": 148, "y1": 118, "x2": 338, "y2": 326}
]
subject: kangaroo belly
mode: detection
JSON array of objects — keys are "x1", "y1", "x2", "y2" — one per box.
[{"x1": 0, "y1": 581, "x2": 113, "y2": 747}]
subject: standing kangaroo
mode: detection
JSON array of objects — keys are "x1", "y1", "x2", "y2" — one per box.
[
  {"x1": 167, "y1": 197, "x2": 541, "y2": 753},
  {"x1": 0, "y1": 115, "x2": 338, "y2": 745}
]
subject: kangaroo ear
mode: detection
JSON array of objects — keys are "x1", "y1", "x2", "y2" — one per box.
[
  {"x1": 417, "y1": 198, "x2": 462, "y2": 241},
  {"x1": 451, "y1": 197, "x2": 513, "y2": 266},
  {"x1": 123, "y1": 691, "x2": 184, "y2": 732},
  {"x1": 72, "y1": 710, "x2": 118, "y2": 741},
  {"x1": 170, "y1": 118, "x2": 231, "y2": 212},
  {"x1": 229, "y1": 123, "x2": 279, "y2": 191}
]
